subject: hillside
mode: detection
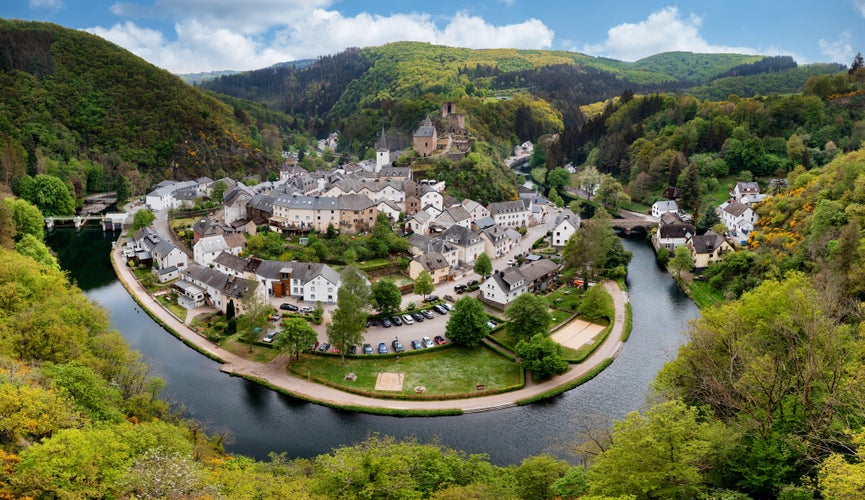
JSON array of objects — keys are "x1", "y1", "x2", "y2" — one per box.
[
  {"x1": 0, "y1": 19, "x2": 291, "y2": 196},
  {"x1": 632, "y1": 51, "x2": 764, "y2": 83}
]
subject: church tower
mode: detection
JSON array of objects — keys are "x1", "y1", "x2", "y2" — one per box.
[{"x1": 375, "y1": 127, "x2": 390, "y2": 172}]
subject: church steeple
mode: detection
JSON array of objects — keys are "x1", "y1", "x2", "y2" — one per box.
[{"x1": 375, "y1": 126, "x2": 390, "y2": 172}]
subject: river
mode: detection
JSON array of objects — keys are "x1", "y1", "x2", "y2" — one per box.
[{"x1": 46, "y1": 229, "x2": 699, "y2": 465}]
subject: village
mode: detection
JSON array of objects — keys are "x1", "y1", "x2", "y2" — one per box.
[{"x1": 121, "y1": 99, "x2": 776, "y2": 362}]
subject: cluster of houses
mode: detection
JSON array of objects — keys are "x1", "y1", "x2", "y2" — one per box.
[{"x1": 651, "y1": 181, "x2": 778, "y2": 272}]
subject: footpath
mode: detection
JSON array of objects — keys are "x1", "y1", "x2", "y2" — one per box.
[{"x1": 111, "y1": 242, "x2": 629, "y2": 414}]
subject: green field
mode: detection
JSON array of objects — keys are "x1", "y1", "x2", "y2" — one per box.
[
  {"x1": 289, "y1": 346, "x2": 523, "y2": 397},
  {"x1": 686, "y1": 279, "x2": 726, "y2": 309}
]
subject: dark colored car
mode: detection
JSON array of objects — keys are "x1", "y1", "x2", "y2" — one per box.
[
  {"x1": 454, "y1": 284, "x2": 466, "y2": 293},
  {"x1": 433, "y1": 304, "x2": 448, "y2": 315},
  {"x1": 434, "y1": 335, "x2": 446, "y2": 345},
  {"x1": 467, "y1": 280, "x2": 479, "y2": 287},
  {"x1": 366, "y1": 318, "x2": 378, "y2": 327},
  {"x1": 411, "y1": 312, "x2": 424, "y2": 322},
  {"x1": 424, "y1": 295, "x2": 440, "y2": 303},
  {"x1": 391, "y1": 316, "x2": 403, "y2": 326},
  {"x1": 349, "y1": 345, "x2": 358, "y2": 354},
  {"x1": 392, "y1": 339, "x2": 405, "y2": 353},
  {"x1": 420, "y1": 309, "x2": 434, "y2": 319},
  {"x1": 378, "y1": 342, "x2": 388, "y2": 354},
  {"x1": 280, "y1": 302, "x2": 299, "y2": 311},
  {"x1": 318, "y1": 342, "x2": 330, "y2": 352},
  {"x1": 363, "y1": 343, "x2": 373, "y2": 354},
  {"x1": 382, "y1": 317, "x2": 392, "y2": 328},
  {"x1": 411, "y1": 339, "x2": 422, "y2": 350}
]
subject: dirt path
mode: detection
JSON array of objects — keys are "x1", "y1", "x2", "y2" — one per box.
[{"x1": 111, "y1": 242, "x2": 629, "y2": 413}]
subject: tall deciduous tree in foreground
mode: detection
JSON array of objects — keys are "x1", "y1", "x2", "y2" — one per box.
[
  {"x1": 327, "y1": 266, "x2": 370, "y2": 362},
  {"x1": 505, "y1": 293, "x2": 552, "y2": 342},
  {"x1": 371, "y1": 279, "x2": 402, "y2": 317},
  {"x1": 473, "y1": 252, "x2": 492, "y2": 279},
  {"x1": 276, "y1": 317, "x2": 318, "y2": 362},
  {"x1": 237, "y1": 286, "x2": 269, "y2": 351},
  {"x1": 445, "y1": 296, "x2": 489, "y2": 347},
  {"x1": 413, "y1": 270, "x2": 434, "y2": 299}
]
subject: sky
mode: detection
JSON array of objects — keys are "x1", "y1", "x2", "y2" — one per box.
[{"x1": 4, "y1": 0, "x2": 865, "y2": 74}]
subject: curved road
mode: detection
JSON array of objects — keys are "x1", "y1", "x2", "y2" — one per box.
[{"x1": 111, "y1": 240, "x2": 629, "y2": 413}]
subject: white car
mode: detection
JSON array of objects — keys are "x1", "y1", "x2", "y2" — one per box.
[
  {"x1": 401, "y1": 314, "x2": 414, "y2": 325},
  {"x1": 506, "y1": 258, "x2": 517, "y2": 266},
  {"x1": 422, "y1": 337, "x2": 434, "y2": 348},
  {"x1": 262, "y1": 330, "x2": 279, "y2": 343},
  {"x1": 300, "y1": 306, "x2": 314, "y2": 314}
]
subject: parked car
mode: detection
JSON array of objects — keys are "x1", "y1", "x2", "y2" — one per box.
[
  {"x1": 441, "y1": 303, "x2": 453, "y2": 311},
  {"x1": 467, "y1": 279, "x2": 479, "y2": 287},
  {"x1": 411, "y1": 312, "x2": 424, "y2": 322},
  {"x1": 487, "y1": 320, "x2": 498, "y2": 329},
  {"x1": 434, "y1": 335, "x2": 446, "y2": 345},
  {"x1": 270, "y1": 313, "x2": 281, "y2": 321},
  {"x1": 378, "y1": 342, "x2": 388, "y2": 354},
  {"x1": 424, "y1": 295, "x2": 439, "y2": 303},
  {"x1": 280, "y1": 303, "x2": 298, "y2": 311},
  {"x1": 363, "y1": 343, "x2": 373, "y2": 354},
  {"x1": 454, "y1": 284, "x2": 467, "y2": 293},
  {"x1": 349, "y1": 344, "x2": 358, "y2": 354},
  {"x1": 262, "y1": 330, "x2": 279, "y2": 343},
  {"x1": 506, "y1": 258, "x2": 517, "y2": 266},
  {"x1": 330, "y1": 346, "x2": 340, "y2": 353},
  {"x1": 411, "y1": 339, "x2": 423, "y2": 350},
  {"x1": 318, "y1": 342, "x2": 330, "y2": 352},
  {"x1": 422, "y1": 337, "x2": 434, "y2": 348},
  {"x1": 382, "y1": 317, "x2": 392, "y2": 328},
  {"x1": 401, "y1": 314, "x2": 414, "y2": 325},
  {"x1": 420, "y1": 309, "x2": 434, "y2": 319},
  {"x1": 433, "y1": 304, "x2": 448, "y2": 315},
  {"x1": 300, "y1": 306, "x2": 314, "y2": 314},
  {"x1": 392, "y1": 339, "x2": 405, "y2": 353},
  {"x1": 391, "y1": 316, "x2": 403, "y2": 326},
  {"x1": 366, "y1": 318, "x2": 378, "y2": 327}
]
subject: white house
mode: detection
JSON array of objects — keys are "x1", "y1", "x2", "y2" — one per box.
[
  {"x1": 651, "y1": 200, "x2": 679, "y2": 218},
  {"x1": 488, "y1": 199, "x2": 531, "y2": 228},
  {"x1": 551, "y1": 209, "x2": 580, "y2": 248},
  {"x1": 718, "y1": 200, "x2": 758, "y2": 242},
  {"x1": 376, "y1": 199, "x2": 403, "y2": 221},
  {"x1": 652, "y1": 213, "x2": 696, "y2": 252},
  {"x1": 461, "y1": 199, "x2": 490, "y2": 222},
  {"x1": 480, "y1": 224, "x2": 513, "y2": 257},
  {"x1": 481, "y1": 259, "x2": 559, "y2": 307},
  {"x1": 193, "y1": 234, "x2": 245, "y2": 268},
  {"x1": 181, "y1": 264, "x2": 263, "y2": 314},
  {"x1": 145, "y1": 180, "x2": 199, "y2": 211},
  {"x1": 151, "y1": 240, "x2": 188, "y2": 271},
  {"x1": 441, "y1": 225, "x2": 485, "y2": 266},
  {"x1": 732, "y1": 181, "x2": 760, "y2": 202},
  {"x1": 406, "y1": 211, "x2": 431, "y2": 235},
  {"x1": 223, "y1": 186, "x2": 253, "y2": 225}
]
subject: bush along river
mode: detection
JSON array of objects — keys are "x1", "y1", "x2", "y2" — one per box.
[{"x1": 46, "y1": 229, "x2": 699, "y2": 465}]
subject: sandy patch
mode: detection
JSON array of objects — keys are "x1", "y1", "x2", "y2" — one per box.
[
  {"x1": 375, "y1": 372, "x2": 405, "y2": 391},
  {"x1": 551, "y1": 319, "x2": 606, "y2": 350}
]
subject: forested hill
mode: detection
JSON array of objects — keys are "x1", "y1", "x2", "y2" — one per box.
[{"x1": 0, "y1": 19, "x2": 290, "y2": 195}]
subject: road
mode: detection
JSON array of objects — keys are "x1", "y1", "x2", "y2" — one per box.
[{"x1": 110, "y1": 220, "x2": 631, "y2": 413}]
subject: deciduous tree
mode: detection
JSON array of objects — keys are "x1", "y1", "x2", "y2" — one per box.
[
  {"x1": 237, "y1": 286, "x2": 270, "y2": 350},
  {"x1": 514, "y1": 334, "x2": 568, "y2": 380},
  {"x1": 130, "y1": 209, "x2": 155, "y2": 232},
  {"x1": 327, "y1": 266, "x2": 370, "y2": 361},
  {"x1": 413, "y1": 270, "x2": 434, "y2": 299},
  {"x1": 505, "y1": 293, "x2": 552, "y2": 343},
  {"x1": 473, "y1": 252, "x2": 492, "y2": 279},
  {"x1": 669, "y1": 245, "x2": 693, "y2": 278},
  {"x1": 372, "y1": 279, "x2": 402, "y2": 317},
  {"x1": 445, "y1": 296, "x2": 489, "y2": 347},
  {"x1": 276, "y1": 317, "x2": 319, "y2": 362}
]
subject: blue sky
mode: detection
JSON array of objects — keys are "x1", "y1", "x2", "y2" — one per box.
[{"x1": 5, "y1": 0, "x2": 865, "y2": 74}]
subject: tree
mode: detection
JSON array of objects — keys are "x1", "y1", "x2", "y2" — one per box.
[
  {"x1": 578, "y1": 284, "x2": 613, "y2": 321},
  {"x1": 678, "y1": 162, "x2": 701, "y2": 215},
  {"x1": 547, "y1": 187, "x2": 564, "y2": 208},
  {"x1": 819, "y1": 429, "x2": 865, "y2": 499},
  {"x1": 669, "y1": 245, "x2": 693, "y2": 278},
  {"x1": 114, "y1": 175, "x2": 131, "y2": 207},
  {"x1": 327, "y1": 266, "x2": 371, "y2": 361},
  {"x1": 514, "y1": 455, "x2": 570, "y2": 500},
  {"x1": 586, "y1": 400, "x2": 712, "y2": 499},
  {"x1": 514, "y1": 334, "x2": 568, "y2": 380},
  {"x1": 656, "y1": 246, "x2": 670, "y2": 266},
  {"x1": 562, "y1": 208, "x2": 617, "y2": 284},
  {"x1": 372, "y1": 279, "x2": 402, "y2": 317},
  {"x1": 546, "y1": 167, "x2": 571, "y2": 191},
  {"x1": 225, "y1": 299, "x2": 236, "y2": 335},
  {"x1": 595, "y1": 175, "x2": 630, "y2": 214},
  {"x1": 276, "y1": 317, "x2": 318, "y2": 362},
  {"x1": 849, "y1": 51, "x2": 864, "y2": 75},
  {"x1": 445, "y1": 296, "x2": 489, "y2": 347},
  {"x1": 5, "y1": 197, "x2": 44, "y2": 242},
  {"x1": 0, "y1": 198, "x2": 15, "y2": 249},
  {"x1": 211, "y1": 180, "x2": 228, "y2": 203},
  {"x1": 20, "y1": 174, "x2": 75, "y2": 216},
  {"x1": 473, "y1": 253, "x2": 492, "y2": 279},
  {"x1": 576, "y1": 165, "x2": 602, "y2": 200},
  {"x1": 696, "y1": 205, "x2": 720, "y2": 235},
  {"x1": 130, "y1": 209, "x2": 155, "y2": 232},
  {"x1": 505, "y1": 293, "x2": 552, "y2": 343},
  {"x1": 237, "y1": 286, "x2": 270, "y2": 350},
  {"x1": 15, "y1": 234, "x2": 60, "y2": 270},
  {"x1": 413, "y1": 270, "x2": 434, "y2": 299}
]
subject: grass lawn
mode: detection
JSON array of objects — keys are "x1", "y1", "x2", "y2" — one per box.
[
  {"x1": 687, "y1": 280, "x2": 726, "y2": 309},
  {"x1": 289, "y1": 346, "x2": 523, "y2": 397},
  {"x1": 222, "y1": 336, "x2": 282, "y2": 363},
  {"x1": 156, "y1": 295, "x2": 188, "y2": 321},
  {"x1": 546, "y1": 286, "x2": 581, "y2": 314}
]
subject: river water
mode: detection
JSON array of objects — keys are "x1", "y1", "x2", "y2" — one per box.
[{"x1": 46, "y1": 230, "x2": 699, "y2": 465}]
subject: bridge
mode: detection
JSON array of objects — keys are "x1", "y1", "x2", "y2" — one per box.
[
  {"x1": 609, "y1": 209, "x2": 658, "y2": 234},
  {"x1": 45, "y1": 213, "x2": 129, "y2": 231}
]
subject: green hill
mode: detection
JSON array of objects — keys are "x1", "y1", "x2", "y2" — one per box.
[
  {"x1": 0, "y1": 19, "x2": 290, "y2": 196},
  {"x1": 632, "y1": 51, "x2": 764, "y2": 83}
]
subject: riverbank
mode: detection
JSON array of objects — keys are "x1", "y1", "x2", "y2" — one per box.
[{"x1": 110, "y1": 239, "x2": 631, "y2": 415}]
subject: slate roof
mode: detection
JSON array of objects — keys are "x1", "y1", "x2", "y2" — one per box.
[
  {"x1": 689, "y1": 231, "x2": 726, "y2": 255},
  {"x1": 272, "y1": 194, "x2": 340, "y2": 211},
  {"x1": 248, "y1": 194, "x2": 274, "y2": 213},
  {"x1": 442, "y1": 225, "x2": 482, "y2": 246},
  {"x1": 488, "y1": 199, "x2": 529, "y2": 215},
  {"x1": 658, "y1": 223, "x2": 695, "y2": 239},
  {"x1": 415, "y1": 252, "x2": 449, "y2": 272},
  {"x1": 213, "y1": 251, "x2": 250, "y2": 274},
  {"x1": 722, "y1": 200, "x2": 751, "y2": 217},
  {"x1": 339, "y1": 193, "x2": 376, "y2": 211},
  {"x1": 414, "y1": 124, "x2": 436, "y2": 138}
]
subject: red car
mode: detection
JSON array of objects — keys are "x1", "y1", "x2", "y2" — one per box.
[{"x1": 434, "y1": 335, "x2": 446, "y2": 345}]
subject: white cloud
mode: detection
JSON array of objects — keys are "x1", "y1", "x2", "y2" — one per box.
[
  {"x1": 819, "y1": 32, "x2": 853, "y2": 64},
  {"x1": 29, "y1": 0, "x2": 62, "y2": 9},
  {"x1": 854, "y1": 0, "x2": 865, "y2": 18},
  {"x1": 87, "y1": 6, "x2": 555, "y2": 73},
  {"x1": 583, "y1": 7, "x2": 757, "y2": 61}
]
